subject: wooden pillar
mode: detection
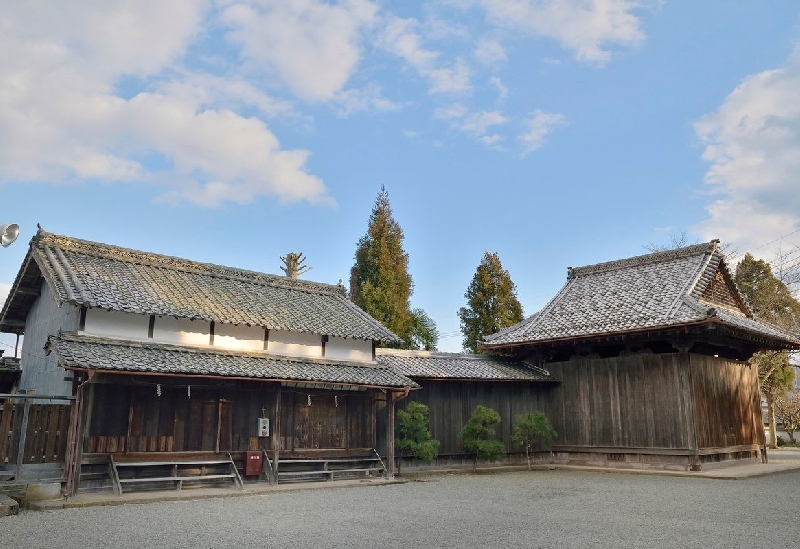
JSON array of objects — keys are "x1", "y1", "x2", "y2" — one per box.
[
  {"x1": 70, "y1": 373, "x2": 95, "y2": 496},
  {"x1": 14, "y1": 398, "x2": 32, "y2": 481},
  {"x1": 386, "y1": 392, "x2": 396, "y2": 478},
  {"x1": 272, "y1": 389, "x2": 281, "y2": 484}
]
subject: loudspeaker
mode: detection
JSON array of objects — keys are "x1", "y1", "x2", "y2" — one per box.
[{"x1": 0, "y1": 223, "x2": 19, "y2": 248}]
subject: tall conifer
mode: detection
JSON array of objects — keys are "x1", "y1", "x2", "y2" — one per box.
[
  {"x1": 458, "y1": 251, "x2": 524, "y2": 353},
  {"x1": 351, "y1": 185, "x2": 414, "y2": 346}
]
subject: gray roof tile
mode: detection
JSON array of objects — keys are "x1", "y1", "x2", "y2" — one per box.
[
  {"x1": 2, "y1": 229, "x2": 399, "y2": 342},
  {"x1": 483, "y1": 242, "x2": 800, "y2": 349},
  {"x1": 49, "y1": 333, "x2": 418, "y2": 388},
  {"x1": 376, "y1": 349, "x2": 556, "y2": 381}
]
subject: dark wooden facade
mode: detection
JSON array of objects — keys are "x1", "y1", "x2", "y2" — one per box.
[
  {"x1": 70, "y1": 374, "x2": 397, "y2": 492},
  {"x1": 402, "y1": 352, "x2": 763, "y2": 471},
  {"x1": 542, "y1": 352, "x2": 763, "y2": 469},
  {"x1": 404, "y1": 379, "x2": 553, "y2": 459}
]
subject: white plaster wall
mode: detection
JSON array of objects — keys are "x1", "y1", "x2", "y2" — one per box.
[
  {"x1": 153, "y1": 317, "x2": 211, "y2": 346},
  {"x1": 18, "y1": 283, "x2": 79, "y2": 396},
  {"x1": 84, "y1": 309, "x2": 150, "y2": 339},
  {"x1": 268, "y1": 330, "x2": 322, "y2": 358},
  {"x1": 215, "y1": 323, "x2": 265, "y2": 351},
  {"x1": 326, "y1": 337, "x2": 372, "y2": 362}
]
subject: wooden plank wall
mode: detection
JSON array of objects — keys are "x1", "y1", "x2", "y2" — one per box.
[
  {"x1": 0, "y1": 398, "x2": 72, "y2": 464},
  {"x1": 83, "y1": 382, "x2": 376, "y2": 456},
  {"x1": 689, "y1": 355, "x2": 761, "y2": 449},
  {"x1": 405, "y1": 380, "x2": 554, "y2": 455},
  {"x1": 544, "y1": 354, "x2": 695, "y2": 449}
]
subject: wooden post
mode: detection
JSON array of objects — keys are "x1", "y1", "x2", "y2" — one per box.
[
  {"x1": 125, "y1": 387, "x2": 134, "y2": 455},
  {"x1": 386, "y1": 392, "x2": 396, "y2": 478},
  {"x1": 272, "y1": 389, "x2": 281, "y2": 484},
  {"x1": 14, "y1": 398, "x2": 32, "y2": 481},
  {"x1": 215, "y1": 391, "x2": 223, "y2": 454},
  {"x1": 70, "y1": 374, "x2": 96, "y2": 497}
]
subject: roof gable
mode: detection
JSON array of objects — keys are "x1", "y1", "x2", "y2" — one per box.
[
  {"x1": 1, "y1": 229, "x2": 400, "y2": 343},
  {"x1": 483, "y1": 242, "x2": 799, "y2": 350}
]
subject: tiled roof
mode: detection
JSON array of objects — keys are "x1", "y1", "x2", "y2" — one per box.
[
  {"x1": 1, "y1": 229, "x2": 400, "y2": 343},
  {"x1": 483, "y1": 242, "x2": 800, "y2": 349},
  {"x1": 375, "y1": 349, "x2": 556, "y2": 381},
  {"x1": 48, "y1": 333, "x2": 418, "y2": 389}
]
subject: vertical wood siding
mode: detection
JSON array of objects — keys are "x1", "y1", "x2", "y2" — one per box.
[
  {"x1": 83, "y1": 381, "x2": 377, "y2": 456},
  {"x1": 689, "y1": 355, "x2": 761, "y2": 449}
]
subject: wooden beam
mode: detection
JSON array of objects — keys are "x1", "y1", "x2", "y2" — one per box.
[{"x1": 15, "y1": 287, "x2": 40, "y2": 297}]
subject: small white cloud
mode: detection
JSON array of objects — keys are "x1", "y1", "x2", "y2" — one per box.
[
  {"x1": 332, "y1": 83, "x2": 399, "y2": 117},
  {"x1": 460, "y1": 110, "x2": 509, "y2": 137},
  {"x1": 378, "y1": 15, "x2": 472, "y2": 94},
  {"x1": 427, "y1": 59, "x2": 472, "y2": 94},
  {"x1": 518, "y1": 110, "x2": 567, "y2": 155},
  {"x1": 475, "y1": 38, "x2": 507, "y2": 65},
  {"x1": 543, "y1": 57, "x2": 562, "y2": 65},
  {"x1": 489, "y1": 76, "x2": 508, "y2": 102},
  {"x1": 402, "y1": 129, "x2": 418, "y2": 138},
  {"x1": 694, "y1": 48, "x2": 800, "y2": 257},
  {"x1": 222, "y1": 0, "x2": 378, "y2": 102},
  {"x1": 436, "y1": 104, "x2": 508, "y2": 147},
  {"x1": 474, "y1": 0, "x2": 645, "y2": 65}
]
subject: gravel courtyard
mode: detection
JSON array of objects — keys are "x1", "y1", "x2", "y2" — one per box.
[{"x1": 2, "y1": 467, "x2": 798, "y2": 549}]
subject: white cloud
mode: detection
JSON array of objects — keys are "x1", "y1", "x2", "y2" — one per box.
[
  {"x1": 222, "y1": 0, "x2": 378, "y2": 102},
  {"x1": 332, "y1": 83, "x2": 400, "y2": 117},
  {"x1": 489, "y1": 76, "x2": 508, "y2": 102},
  {"x1": 518, "y1": 110, "x2": 567, "y2": 155},
  {"x1": 475, "y1": 38, "x2": 507, "y2": 65},
  {"x1": 0, "y1": 1, "x2": 332, "y2": 207},
  {"x1": 694, "y1": 49, "x2": 800, "y2": 257},
  {"x1": 379, "y1": 16, "x2": 472, "y2": 94},
  {"x1": 436, "y1": 104, "x2": 508, "y2": 147},
  {"x1": 460, "y1": 111, "x2": 509, "y2": 137},
  {"x1": 474, "y1": 0, "x2": 645, "y2": 64}
]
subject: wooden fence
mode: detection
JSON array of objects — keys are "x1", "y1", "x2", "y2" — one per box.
[{"x1": 0, "y1": 394, "x2": 74, "y2": 481}]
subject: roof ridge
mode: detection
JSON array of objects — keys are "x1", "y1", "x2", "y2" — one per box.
[
  {"x1": 34, "y1": 229, "x2": 347, "y2": 298},
  {"x1": 568, "y1": 242, "x2": 718, "y2": 280}
]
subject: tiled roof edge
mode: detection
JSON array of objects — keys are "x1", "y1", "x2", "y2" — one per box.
[
  {"x1": 33, "y1": 229, "x2": 348, "y2": 298},
  {"x1": 568, "y1": 241, "x2": 717, "y2": 280}
]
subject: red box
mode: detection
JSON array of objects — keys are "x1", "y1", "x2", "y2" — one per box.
[{"x1": 244, "y1": 451, "x2": 263, "y2": 477}]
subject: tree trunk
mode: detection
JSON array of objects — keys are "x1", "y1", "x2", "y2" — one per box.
[
  {"x1": 768, "y1": 396, "x2": 778, "y2": 449},
  {"x1": 787, "y1": 430, "x2": 796, "y2": 444}
]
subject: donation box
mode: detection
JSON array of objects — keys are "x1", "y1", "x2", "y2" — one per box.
[{"x1": 244, "y1": 451, "x2": 263, "y2": 477}]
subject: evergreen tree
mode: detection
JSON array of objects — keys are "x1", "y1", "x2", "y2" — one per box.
[
  {"x1": 351, "y1": 185, "x2": 415, "y2": 346},
  {"x1": 512, "y1": 412, "x2": 557, "y2": 469},
  {"x1": 735, "y1": 253, "x2": 800, "y2": 448},
  {"x1": 460, "y1": 405, "x2": 505, "y2": 470},
  {"x1": 395, "y1": 402, "x2": 440, "y2": 473},
  {"x1": 458, "y1": 252, "x2": 524, "y2": 353}
]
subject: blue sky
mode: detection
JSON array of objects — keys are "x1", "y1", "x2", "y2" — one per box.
[{"x1": 2, "y1": 1, "x2": 800, "y2": 353}]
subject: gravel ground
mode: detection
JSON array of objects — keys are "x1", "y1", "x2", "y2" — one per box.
[{"x1": 3, "y1": 466, "x2": 799, "y2": 549}]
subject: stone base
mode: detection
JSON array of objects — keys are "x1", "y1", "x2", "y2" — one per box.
[{"x1": 0, "y1": 494, "x2": 19, "y2": 517}]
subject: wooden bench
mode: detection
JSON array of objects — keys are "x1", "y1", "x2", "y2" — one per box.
[
  {"x1": 276, "y1": 455, "x2": 385, "y2": 483},
  {"x1": 110, "y1": 454, "x2": 243, "y2": 495}
]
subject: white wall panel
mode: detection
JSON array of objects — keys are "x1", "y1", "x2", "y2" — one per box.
[
  {"x1": 268, "y1": 330, "x2": 322, "y2": 358},
  {"x1": 214, "y1": 323, "x2": 265, "y2": 351},
  {"x1": 84, "y1": 309, "x2": 149, "y2": 339},
  {"x1": 326, "y1": 337, "x2": 372, "y2": 362},
  {"x1": 153, "y1": 317, "x2": 211, "y2": 346}
]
